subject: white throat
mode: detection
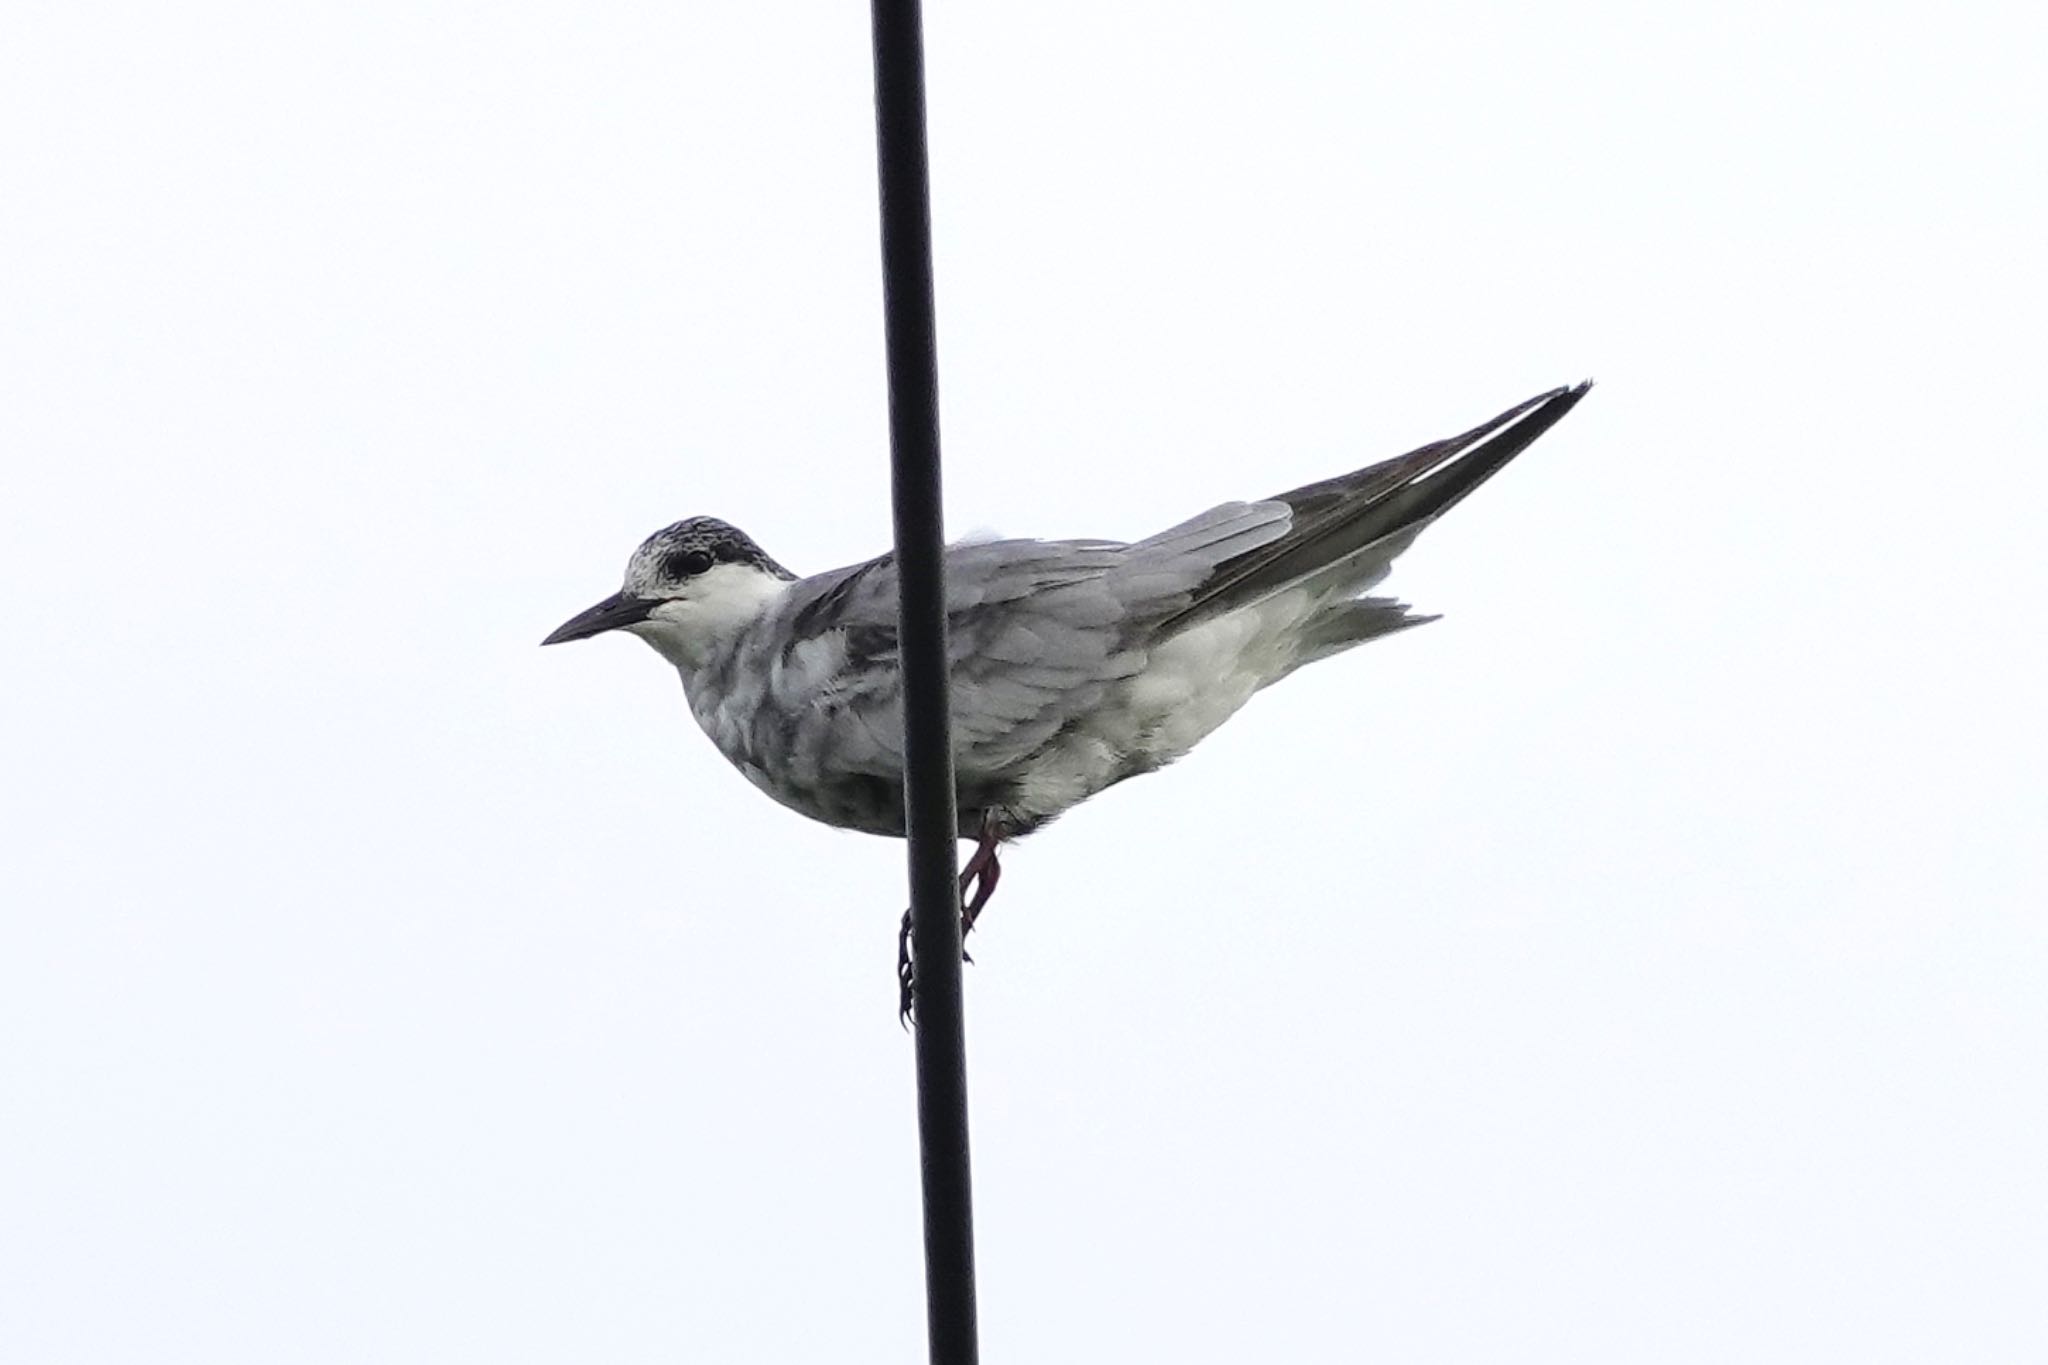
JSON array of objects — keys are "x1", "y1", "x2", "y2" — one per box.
[{"x1": 625, "y1": 562, "x2": 790, "y2": 672}]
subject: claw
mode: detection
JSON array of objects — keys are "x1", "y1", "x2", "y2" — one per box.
[
  {"x1": 896, "y1": 820, "x2": 1007, "y2": 1026},
  {"x1": 897, "y1": 909, "x2": 917, "y2": 1026}
]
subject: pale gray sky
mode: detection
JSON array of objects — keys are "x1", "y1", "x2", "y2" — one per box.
[{"x1": 3, "y1": 3, "x2": 2043, "y2": 1361}]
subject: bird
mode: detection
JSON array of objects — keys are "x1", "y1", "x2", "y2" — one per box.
[{"x1": 545, "y1": 382, "x2": 1590, "y2": 1012}]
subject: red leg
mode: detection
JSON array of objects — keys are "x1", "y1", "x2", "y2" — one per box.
[
  {"x1": 957, "y1": 824, "x2": 1004, "y2": 936},
  {"x1": 898, "y1": 817, "x2": 1006, "y2": 1025}
]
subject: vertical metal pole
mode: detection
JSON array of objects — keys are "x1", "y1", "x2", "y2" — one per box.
[{"x1": 868, "y1": 3, "x2": 980, "y2": 1362}]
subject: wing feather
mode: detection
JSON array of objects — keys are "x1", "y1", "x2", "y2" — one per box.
[{"x1": 756, "y1": 382, "x2": 1589, "y2": 786}]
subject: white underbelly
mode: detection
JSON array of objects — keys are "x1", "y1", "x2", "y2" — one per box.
[{"x1": 1008, "y1": 592, "x2": 1313, "y2": 818}]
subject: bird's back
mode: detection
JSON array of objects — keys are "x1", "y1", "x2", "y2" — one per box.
[{"x1": 682, "y1": 383, "x2": 1589, "y2": 838}]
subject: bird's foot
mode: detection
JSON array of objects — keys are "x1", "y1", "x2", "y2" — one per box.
[{"x1": 896, "y1": 835, "x2": 1004, "y2": 1026}]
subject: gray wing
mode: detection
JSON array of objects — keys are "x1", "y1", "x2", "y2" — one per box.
[
  {"x1": 758, "y1": 381, "x2": 1586, "y2": 783},
  {"x1": 767, "y1": 502, "x2": 1291, "y2": 778},
  {"x1": 1155, "y1": 382, "x2": 1590, "y2": 633}
]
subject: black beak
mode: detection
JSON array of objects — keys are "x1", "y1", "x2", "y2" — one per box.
[{"x1": 541, "y1": 592, "x2": 656, "y2": 646}]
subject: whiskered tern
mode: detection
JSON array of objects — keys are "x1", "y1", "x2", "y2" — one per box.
[{"x1": 545, "y1": 382, "x2": 1590, "y2": 1009}]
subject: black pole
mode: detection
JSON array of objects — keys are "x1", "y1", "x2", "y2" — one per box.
[{"x1": 867, "y1": 3, "x2": 980, "y2": 1362}]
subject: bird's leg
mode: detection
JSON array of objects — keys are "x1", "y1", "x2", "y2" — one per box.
[
  {"x1": 958, "y1": 823, "x2": 1003, "y2": 937},
  {"x1": 897, "y1": 818, "x2": 1007, "y2": 1025}
]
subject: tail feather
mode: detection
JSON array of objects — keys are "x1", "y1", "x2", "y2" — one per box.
[{"x1": 1280, "y1": 596, "x2": 1438, "y2": 677}]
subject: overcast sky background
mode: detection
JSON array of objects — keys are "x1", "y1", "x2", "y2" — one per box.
[{"x1": 4, "y1": 3, "x2": 2044, "y2": 1361}]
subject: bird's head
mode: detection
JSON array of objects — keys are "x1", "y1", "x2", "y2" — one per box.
[{"x1": 542, "y1": 517, "x2": 796, "y2": 670}]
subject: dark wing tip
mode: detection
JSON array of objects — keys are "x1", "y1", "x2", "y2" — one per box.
[
  {"x1": 1157, "y1": 382, "x2": 1592, "y2": 633},
  {"x1": 1514, "y1": 378, "x2": 1595, "y2": 422}
]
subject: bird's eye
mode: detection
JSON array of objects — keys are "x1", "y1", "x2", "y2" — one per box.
[{"x1": 664, "y1": 549, "x2": 716, "y2": 579}]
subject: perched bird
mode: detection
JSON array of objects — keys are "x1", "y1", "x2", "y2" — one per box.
[{"x1": 545, "y1": 382, "x2": 1589, "y2": 1006}]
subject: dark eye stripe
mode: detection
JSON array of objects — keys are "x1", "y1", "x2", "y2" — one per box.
[{"x1": 663, "y1": 549, "x2": 715, "y2": 579}]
